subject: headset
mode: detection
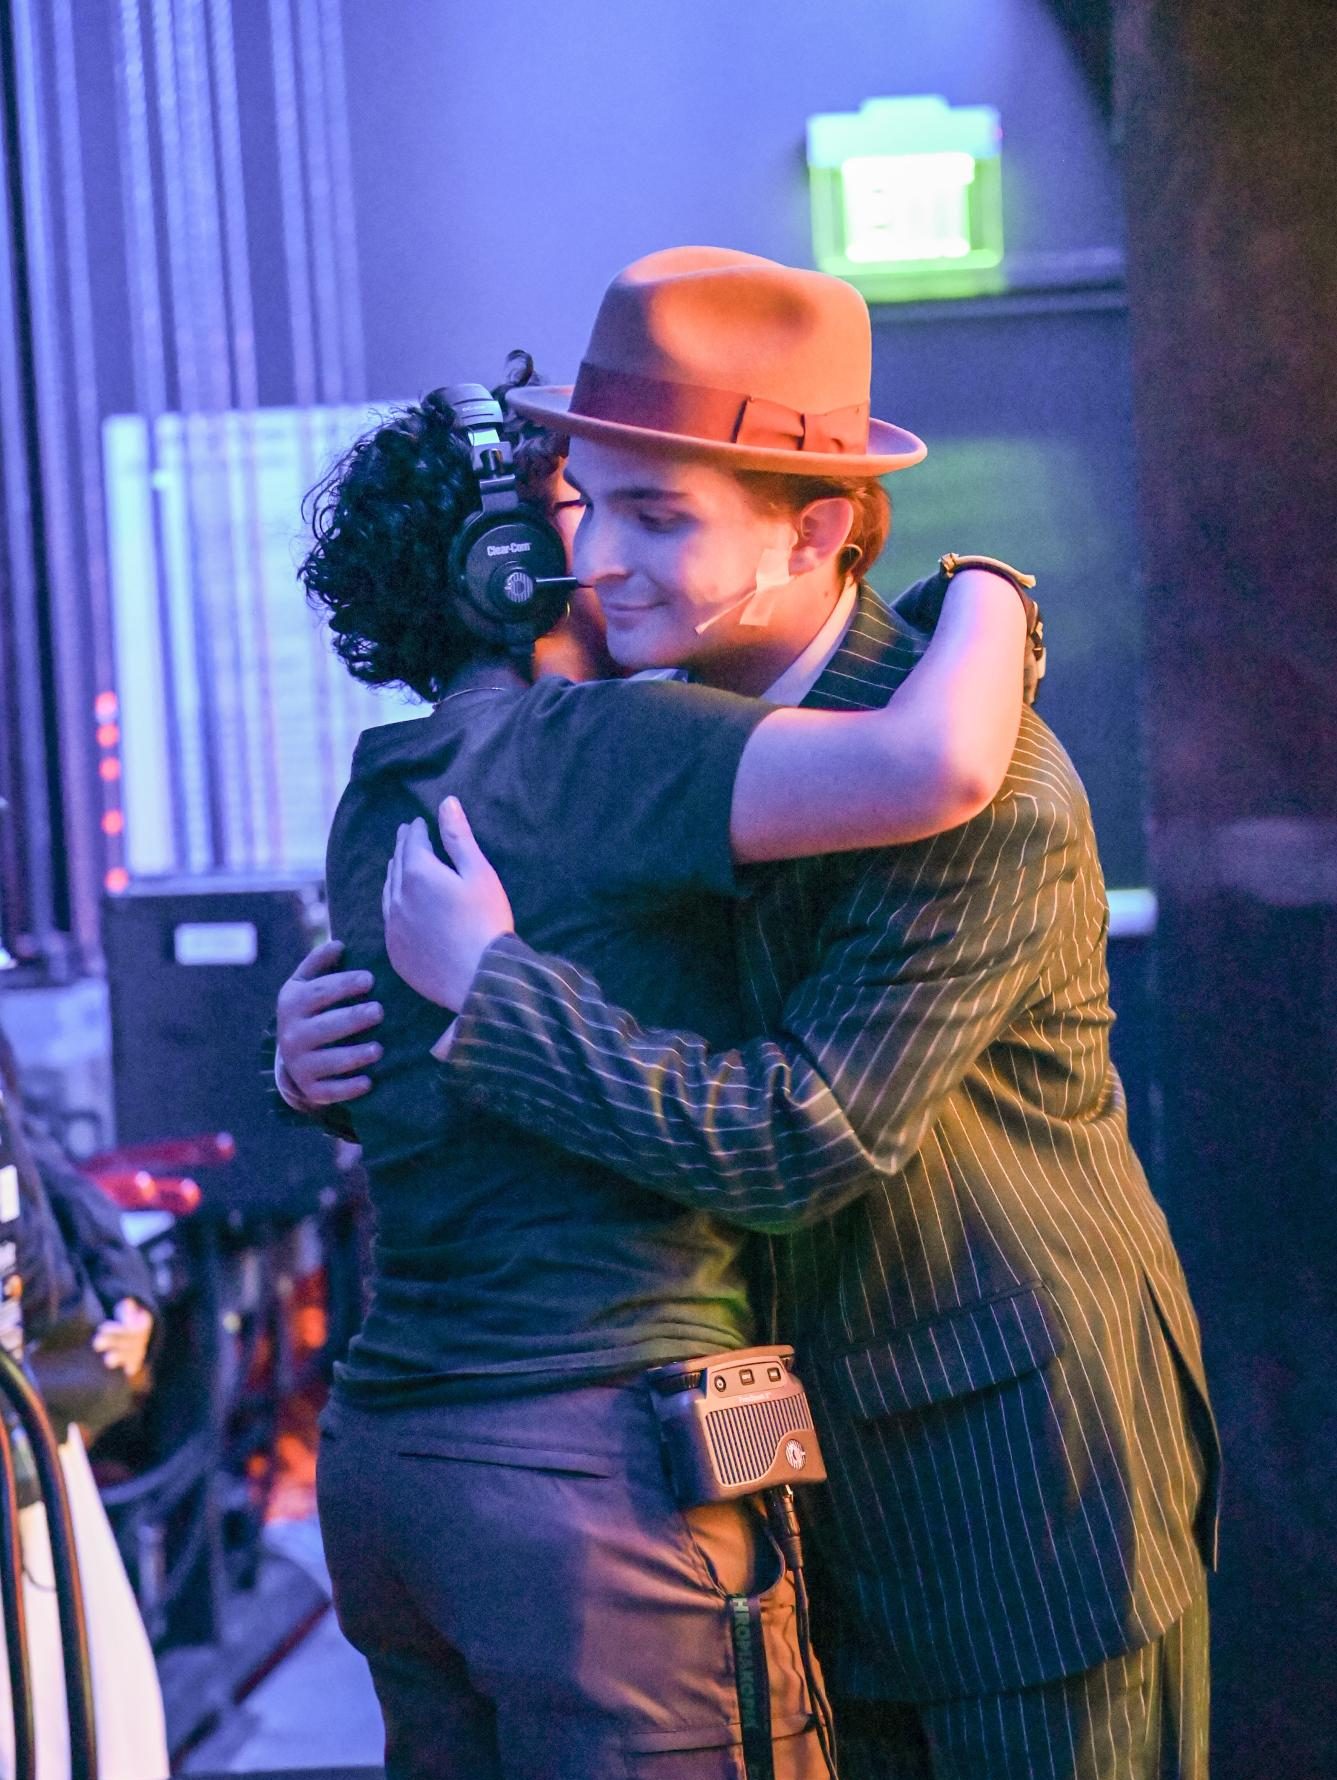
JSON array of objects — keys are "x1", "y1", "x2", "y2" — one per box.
[{"x1": 439, "y1": 383, "x2": 579, "y2": 655}]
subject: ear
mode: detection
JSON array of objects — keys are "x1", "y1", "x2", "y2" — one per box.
[{"x1": 787, "y1": 496, "x2": 855, "y2": 579}]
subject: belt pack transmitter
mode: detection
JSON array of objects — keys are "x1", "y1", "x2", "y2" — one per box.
[{"x1": 646, "y1": 1345, "x2": 827, "y2": 1507}]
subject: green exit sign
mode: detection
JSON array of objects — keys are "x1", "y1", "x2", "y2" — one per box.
[{"x1": 807, "y1": 96, "x2": 1005, "y2": 302}]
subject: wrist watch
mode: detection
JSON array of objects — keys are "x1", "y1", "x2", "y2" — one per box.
[{"x1": 939, "y1": 552, "x2": 1046, "y2": 697}]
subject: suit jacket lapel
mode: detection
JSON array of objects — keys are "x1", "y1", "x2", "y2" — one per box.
[{"x1": 801, "y1": 583, "x2": 927, "y2": 712}]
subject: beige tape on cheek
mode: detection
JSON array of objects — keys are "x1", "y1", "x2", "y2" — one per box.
[
  {"x1": 736, "y1": 541, "x2": 794, "y2": 628},
  {"x1": 691, "y1": 540, "x2": 795, "y2": 636}
]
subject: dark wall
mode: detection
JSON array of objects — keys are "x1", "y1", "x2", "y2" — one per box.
[
  {"x1": 341, "y1": 0, "x2": 1124, "y2": 386},
  {"x1": 1117, "y1": 1, "x2": 1337, "y2": 1771},
  {"x1": 871, "y1": 296, "x2": 1145, "y2": 884}
]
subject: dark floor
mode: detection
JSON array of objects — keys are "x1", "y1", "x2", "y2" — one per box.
[{"x1": 179, "y1": 1519, "x2": 382, "y2": 1776}]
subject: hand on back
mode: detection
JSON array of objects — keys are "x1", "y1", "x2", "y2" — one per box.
[
  {"x1": 275, "y1": 938, "x2": 384, "y2": 1108},
  {"x1": 382, "y1": 798, "x2": 515, "y2": 1014}
]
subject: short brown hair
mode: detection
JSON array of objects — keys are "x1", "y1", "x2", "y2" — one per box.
[{"x1": 735, "y1": 471, "x2": 891, "y2": 583}]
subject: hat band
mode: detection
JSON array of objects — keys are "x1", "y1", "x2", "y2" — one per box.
[{"x1": 570, "y1": 362, "x2": 870, "y2": 456}]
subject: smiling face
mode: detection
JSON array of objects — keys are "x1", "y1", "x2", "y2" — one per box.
[
  {"x1": 527, "y1": 464, "x2": 616, "y2": 683},
  {"x1": 563, "y1": 436, "x2": 805, "y2": 674}
]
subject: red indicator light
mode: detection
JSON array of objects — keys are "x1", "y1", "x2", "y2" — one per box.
[
  {"x1": 104, "y1": 867, "x2": 129, "y2": 893},
  {"x1": 101, "y1": 810, "x2": 125, "y2": 836},
  {"x1": 94, "y1": 691, "x2": 119, "y2": 721},
  {"x1": 99, "y1": 758, "x2": 121, "y2": 781},
  {"x1": 96, "y1": 723, "x2": 120, "y2": 748}
]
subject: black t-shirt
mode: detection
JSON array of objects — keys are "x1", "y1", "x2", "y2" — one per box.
[{"x1": 325, "y1": 675, "x2": 771, "y2": 1407}]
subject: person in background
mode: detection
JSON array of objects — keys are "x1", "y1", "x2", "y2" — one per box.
[{"x1": 0, "y1": 1028, "x2": 168, "y2": 1780}]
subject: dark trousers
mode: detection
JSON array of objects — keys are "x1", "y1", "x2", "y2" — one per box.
[
  {"x1": 833, "y1": 1581, "x2": 1210, "y2": 1780},
  {"x1": 317, "y1": 1381, "x2": 829, "y2": 1780}
]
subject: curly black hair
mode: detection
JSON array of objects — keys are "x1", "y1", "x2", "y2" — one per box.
[{"x1": 300, "y1": 353, "x2": 566, "y2": 703}]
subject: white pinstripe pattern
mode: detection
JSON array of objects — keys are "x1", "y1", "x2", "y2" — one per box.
[
  {"x1": 835, "y1": 1582, "x2": 1209, "y2": 1779},
  {"x1": 444, "y1": 585, "x2": 1219, "y2": 1705}
]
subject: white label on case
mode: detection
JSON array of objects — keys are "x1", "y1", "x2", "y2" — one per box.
[
  {"x1": 173, "y1": 921, "x2": 259, "y2": 966},
  {"x1": 0, "y1": 1164, "x2": 19, "y2": 1224}
]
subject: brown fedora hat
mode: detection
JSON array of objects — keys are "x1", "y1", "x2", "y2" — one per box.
[{"x1": 509, "y1": 246, "x2": 926, "y2": 476}]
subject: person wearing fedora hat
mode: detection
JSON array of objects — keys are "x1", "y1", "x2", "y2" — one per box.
[
  {"x1": 278, "y1": 346, "x2": 1042, "y2": 1779},
  {"x1": 355, "y1": 249, "x2": 1217, "y2": 1780}
]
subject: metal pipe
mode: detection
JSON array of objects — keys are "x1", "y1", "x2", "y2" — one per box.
[
  {"x1": 8, "y1": 0, "x2": 101, "y2": 961},
  {"x1": 112, "y1": 0, "x2": 190, "y2": 869},
  {"x1": 0, "y1": 0, "x2": 58, "y2": 962},
  {"x1": 151, "y1": 0, "x2": 226, "y2": 870},
  {"x1": 269, "y1": 0, "x2": 337, "y2": 827},
  {"x1": 207, "y1": 0, "x2": 283, "y2": 866},
  {"x1": 49, "y1": 0, "x2": 121, "y2": 942}
]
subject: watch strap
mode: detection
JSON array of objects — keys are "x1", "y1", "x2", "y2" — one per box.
[{"x1": 939, "y1": 552, "x2": 1046, "y2": 698}]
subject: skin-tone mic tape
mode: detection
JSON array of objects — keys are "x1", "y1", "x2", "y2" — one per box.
[{"x1": 692, "y1": 538, "x2": 797, "y2": 636}]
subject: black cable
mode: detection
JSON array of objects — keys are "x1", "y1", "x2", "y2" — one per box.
[
  {"x1": 0, "y1": 1412, "x2": 34, "y2": 1780},
  {"x1": 767, "y1": 1486, "x2": 839, "y2": 1779},
  {"x1": 0, "y1": 1349, "x2": 97, "y2": 1780}
]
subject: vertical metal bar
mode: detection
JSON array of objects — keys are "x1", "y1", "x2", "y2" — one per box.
[
  {"x1": 112, "y1": 0, "x2": 190, "y2": 870},
  {"x1": 269, "y1": 0, "x2": 336, "y2": 830},
  {"x1": 318, "y1": 0, "x2": 366, "y2": 400},
  {"x1": 49, "y1": 0, "x2": 123, "y2": 934},
  {"x1": 175, "y1": 0, "x2": 253, "y2": 866},
  {"x1": 294, "y1": 0, "x2": 341, "y2": 405},
  {"x1": 0, "y1": 0, "x2": 58, "y2": 959},
  {"x1": 295, "y1": 0, "x2": 352, "y2": 765},
  {"x1": 8, "y1": 0, "x2": 100, "y2": 958},
  {"x1": 310, "y1": 0, "x2": 367, "y2": 761},
  {"x1": 267, "y1": 0, "x2": 315, "y2": 408},
  {"x1": 206, "y1": 0, "x2": 283, "y2": 865},
  {"x1": 151, "y1": 0, "x2": 225, "y2": 868}
]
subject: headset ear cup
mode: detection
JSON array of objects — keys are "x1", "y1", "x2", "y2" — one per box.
[
  {"x1": 446, "y1": 509, "x2": 495, "y2": 642},
  {"x1": 440, "y1": 386, "x2": 572, "y2": 652},
  {"x1": 447, "y1": 504, "x2": 572, "y2": 650}
]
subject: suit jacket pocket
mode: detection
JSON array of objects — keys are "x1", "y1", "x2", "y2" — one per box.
[{"x1": 828, "y1": 1282, "x2": 1065, "y2": 1422}]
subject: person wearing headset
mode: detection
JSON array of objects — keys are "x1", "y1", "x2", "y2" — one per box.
[{"x1": 285, "y1": 307, "x2": 1036, "y2": 1776}]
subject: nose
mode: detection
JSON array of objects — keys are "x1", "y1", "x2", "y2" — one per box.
[{"x1": 571, "y1": 507, "x2": 628, "y2": 590}]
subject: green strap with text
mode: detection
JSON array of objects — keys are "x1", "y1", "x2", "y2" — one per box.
[{"x1": 728, "y1": 1593, "x2": 775, "y2": 1780}]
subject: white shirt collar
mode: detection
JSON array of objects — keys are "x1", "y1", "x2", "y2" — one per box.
[
  {"x1": 761, "y1": 580, "x2": 859, "y2": 706},
  {"x1": 630, "y1": 579, "x2": 860, "y2": 706}
]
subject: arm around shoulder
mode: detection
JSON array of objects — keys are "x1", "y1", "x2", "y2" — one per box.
[{"x1": 729, "y1": 568, "x2": 1030, "y2": 864}]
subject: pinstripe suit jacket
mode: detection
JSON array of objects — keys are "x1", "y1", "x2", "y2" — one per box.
[{"x1": 445, "y1": 585, "x2": 1221, "y2": 1702}]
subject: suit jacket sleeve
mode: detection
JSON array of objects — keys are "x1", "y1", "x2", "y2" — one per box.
[{"x1": 442, "y1": 788, "x2": 1077, "y2": 1233}]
